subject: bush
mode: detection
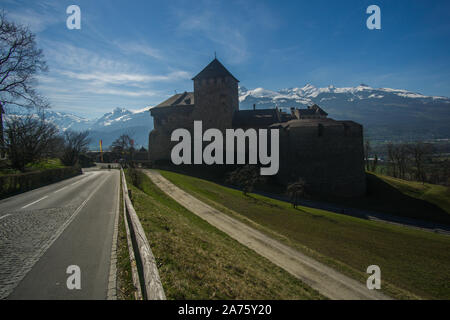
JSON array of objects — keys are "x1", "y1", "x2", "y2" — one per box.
[
  {"x1": 286, "y1": 178, "x2": 307, "y2": 208},
  {"x1": 226, "y1": 165, "x2": 262, "y2": 195},
  {"x1": 0, "y1": 166, "x2": 81, "y2": 199},
  {"x1": 128, "y1": 167, "x2": 142, "y2": 188},
  {"x1": 78, "y1": 154, "x2": 95, "y2": 168}
]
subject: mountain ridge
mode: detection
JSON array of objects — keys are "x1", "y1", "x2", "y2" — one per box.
[{"x1": 4, "y1": 84, "x2": 449, "y2": 148}]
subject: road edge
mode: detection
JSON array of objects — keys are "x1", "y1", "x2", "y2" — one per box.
[{"x1": 107, "y1": 170, "x2": 120, "y2": 300}]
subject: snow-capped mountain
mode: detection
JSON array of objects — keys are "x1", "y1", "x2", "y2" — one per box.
[
  {"x1": 3, "y1": 109, "x2": 92, "y2": 132},
  {"x1": 42, "y1": 110, "x2": 92, "y2": 132},
  {"x1": 239, "y1": 84, "x2": 449, "y2": 108},
  {"x1": 239, "y1": 84, "x2": 450, "y2": 141},
  {"x1": 4, "y1": 107, "x2": 153, "y2": 149},
  {"x1": 3, "y1": 84, "x2": 449, "y2": 148},
  {"x1": 86, "y1": 107, "x2": 151, "y2": 148}
]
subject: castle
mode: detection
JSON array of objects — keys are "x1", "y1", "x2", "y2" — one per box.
[{"x1": 149, "y1": 58, "x2": 366, "y2": 197}]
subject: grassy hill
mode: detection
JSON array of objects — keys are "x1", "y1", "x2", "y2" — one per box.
[
  {"x1": 125, "y1": 170, "x2": 323, "y2": 300},
  {"x1": 159, "y1": 169, "x2": 450, "y2": 300},
  {"x1": 319, "y1": 172, "x2": 450, "y2": 225},
  {"x1": 374, "y1": 174, "x2": 450, "y2": 215}
]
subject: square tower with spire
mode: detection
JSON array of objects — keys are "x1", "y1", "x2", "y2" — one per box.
[{"x1": 191, "y1": 58, "x2": 239, "y2": 131}]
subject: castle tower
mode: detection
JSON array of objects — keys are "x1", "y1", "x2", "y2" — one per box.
[{"x1": 191, "y1": 58, "x2": 239, "y2": 131}]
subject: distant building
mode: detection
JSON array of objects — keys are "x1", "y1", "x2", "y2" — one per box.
[{"x1": 148, "y1": 58, "x2": 366, "y2": 197}]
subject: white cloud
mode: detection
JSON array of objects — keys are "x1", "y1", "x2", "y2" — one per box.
[
  {"x1": 60, "y1": 70, "x2": 190, "y2": 84},
  {"x1": 174, "y1": 6, "x2": 249, "y2": 64},
  {"x1": 42, "y1": 41, "x2": 130, "y2": 73},
  {"x1": 6, "y1": 7, "x2": 61, "y2": 33},
  {"x1": 84, "y1": 88, "x2": 159, "y2": 97},
  {"x1": 115, "y1": 42, "x2": 164, "y2": 60}
]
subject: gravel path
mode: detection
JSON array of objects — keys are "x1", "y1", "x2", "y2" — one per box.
[{"x1": 144, "y1": 169, "x2": 391, "y2": 300}]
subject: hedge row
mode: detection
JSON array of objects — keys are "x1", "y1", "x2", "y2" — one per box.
[{"x1": 0, "y1": 167, "x2": 82, "y2": 199}]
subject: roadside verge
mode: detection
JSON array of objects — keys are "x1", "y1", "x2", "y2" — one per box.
[{"x1": 120, "y1": 168, "x2": 165, "y2": 300}]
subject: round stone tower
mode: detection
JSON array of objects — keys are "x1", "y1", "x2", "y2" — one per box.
[{"x1": 191, "y1": 58, "x2": 239, "y2": 131}]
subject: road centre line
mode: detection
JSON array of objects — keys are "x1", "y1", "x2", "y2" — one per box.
[
  {"x1": 54, "y1": 171, "x2": 98, "y2": 193},
  {"x1": 21, "y1": 196, "x2": 49, "y2": 209}
]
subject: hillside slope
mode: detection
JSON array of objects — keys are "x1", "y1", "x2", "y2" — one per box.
[{"x1": 159, "y1": 169, "x2": 450, "y2": 299}]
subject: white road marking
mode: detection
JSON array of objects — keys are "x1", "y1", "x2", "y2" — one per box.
[
  {"x1": 70, "y1": 180, "x2": 83, "y2": 186},
  {"x1": 54, "y1": 171, "x2": 99, "y2": 193},
  {"x1": 22, "y1": 196, "x2": 49, "y2": 209},
  {"x1": 1, "y1": 173, "x2": 112, "y2": 299},
  {"x1": 54, "y1": 186, "x2": 68, "y2": 193},
  {"x1": 0, "y1": 214, "x2": 11, "y2": 220}
]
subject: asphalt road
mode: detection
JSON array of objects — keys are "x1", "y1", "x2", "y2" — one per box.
[{"x1": 0, "y1": 169, "x2": 119, "y2": 300}]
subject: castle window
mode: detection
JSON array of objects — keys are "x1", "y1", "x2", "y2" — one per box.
[{"x1": 318, "y1": 123, "x2": 324, "y2": 137}]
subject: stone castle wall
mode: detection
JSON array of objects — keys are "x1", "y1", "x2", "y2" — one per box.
[
  {"x1": 274, "y1": 120, "x2": 366, "y2": 197},
  {"x1": 148, "y1": 60, "x2": 367, "y2": 197},
  {"x1": 150, "y1": 76, "x2": 239, "y2": 162},
  {"x1": 192, "y1": 77, "x2": 238, "y2": 131},
  {"x1": 149, "y1": 107, "x2": 194, "y2": 161}
]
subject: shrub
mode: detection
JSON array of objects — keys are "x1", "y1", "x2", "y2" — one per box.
[{"x1": 0, "y1": 166, "x2": 81, "y2": 199}]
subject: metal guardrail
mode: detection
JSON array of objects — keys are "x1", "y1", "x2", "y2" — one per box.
[{"x1": 120, "y1": 168, "x2": 166, "y2": 300}]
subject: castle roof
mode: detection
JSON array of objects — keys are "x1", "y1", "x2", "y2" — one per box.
[
  {"x1": 233, "y1": 109, "x2": 280, "y2": 128},
  {"x1": 297, "y1": 104, "x2": 328, "y2": 117},
  {"x1": 270, "y1": 118, "x2": 361, "y2": 129},
  {"x1": 192, "y1": 58, "x2": 239, "y2": 82},
  {"x1": 152, "y1": 91, "x2": 195, "y2": 109}
]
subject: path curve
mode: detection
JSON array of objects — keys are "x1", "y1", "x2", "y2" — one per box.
[{"x1": 144, "y1": 170, "x2": 391, "y2": 300}]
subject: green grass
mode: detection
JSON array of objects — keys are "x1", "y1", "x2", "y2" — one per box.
[
  {"x1": 375, "y1": 174, "x2": 450, "y2": 215},
  {"x1": 320, "y1": 172, "x2": 450, "y2": 225},
  {"x1": 116, "y1": 177, "x2": 137, "y2": 300},
  {"x1": 125, "y1": 170, "x2": 323, "y2": 300},
  {"x1": 159, "y1": 169, "x2": 450, "y2": 300},
  {"x1": 26, "y1": 158, "x2": 66, "y2": 170},
  {"x1": 0, "y1": 158, "x2": 66, "y2": 175}
]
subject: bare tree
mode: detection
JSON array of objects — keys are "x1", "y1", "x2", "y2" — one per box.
[
  {"x1": 0, "y1": 101, "x2": 4, "y2": 158},
  {"x1": 287, "y1": 178, "x2": 306, "y2": 208},
  {"x1": 364, "y1": 140, "x2": 371, "y2": 171},
  {"x1": 4, "y1": 114, "x2": 59, "y2": 171},
  {"x1": 0, "y1": 11, "x2": 48, "y2": 110},
  {"x1": 408, "y1": 142, "x2": 433, "y2": 184},
  {"x1": 111, "y1": 134, "x2": 134, "y2": 166},
  {"x1": 111, "y1": 134, "x2": 133, "y2": 153},
  {"x1": 59, "y1": 131, "x2": 91, "y2": 166},
  {"x1": 227, "y1": 165, "x2": 262, "y2": 195},
  {"x1": 387, "y1": 143, "x2": 410, "y2": 179},
  {"x1": 371, "y1": 154, "x2": 378, "y2": 172}
]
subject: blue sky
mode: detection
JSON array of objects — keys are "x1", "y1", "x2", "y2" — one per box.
[{"x1": 3, "y1": 0, "x2": 450, "y2": 118}]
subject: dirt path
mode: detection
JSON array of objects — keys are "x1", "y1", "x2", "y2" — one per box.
[{"x1": 144, "y1": 170, "x2": 391, "y2": 300}]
